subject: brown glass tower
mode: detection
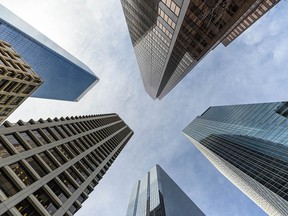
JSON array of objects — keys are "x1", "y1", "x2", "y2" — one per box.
[
  {"x1": 0, "y1": 40, "x2": 42, "y2": 122},
  {"x1": 121, "y1": 0, "x2": 280, "y2": 99},
  {"x1": 0, "y1": 114, "x2": 133, "y2": 215}
]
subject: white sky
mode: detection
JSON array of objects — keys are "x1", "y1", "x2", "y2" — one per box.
[{"x1": 1, "y1": 1, "x2": 287, "y2": 215}]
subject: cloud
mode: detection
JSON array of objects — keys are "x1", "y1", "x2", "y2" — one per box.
[{"x1": 0, "y1": 0, "x2": 286, "y2": 215}]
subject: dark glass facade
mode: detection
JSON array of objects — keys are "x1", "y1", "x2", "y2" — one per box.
[
  {"x1": 121, "y1": 0, "x2": 280, "y2": 99},
  {"x1": 0, "y1": 114, "x2": 133, "y2": 215},
  {"x1": 0, "y1": 4, "x2": 99, "y2": 101},
  {"x1": 126, "y1": 165, "x2": 205, "y2": 216},
  {"x1": 183, "y1": 102, "x2": 288, "y2": 215}
]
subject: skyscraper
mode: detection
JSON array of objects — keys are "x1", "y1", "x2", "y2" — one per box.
[
  {"x1": 0, "y1": 113, "x2": 133, "y2": 215},
  {"x1": 126, "y1": 164, "x2": 205, "y2": 216},
  {"x1": 0, "y1": 4, "x2": 99, "y2": 101},
  {"x1": 0, "y1": 40, "x2": 42, "y2": 123},
  {"x1": 183, "y1": 102, "x2": 288, "y2": 215},
  {"x1": 121, "y1": 0, "x2": 280, "y2": 99}
]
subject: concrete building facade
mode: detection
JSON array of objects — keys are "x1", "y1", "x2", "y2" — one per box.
[
  {"x1": 0, "y1": 40, "x2": 42, "y2": 123},
  {"x1": 0, "y1": 113, "x2": 133, "y2": 215}
]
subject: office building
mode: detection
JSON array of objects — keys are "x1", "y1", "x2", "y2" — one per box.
[
  {"x1": 0, "y1": 40, "x2": 42, "y2": 123},
  {"x1": 121, "y1": 0, "x2": 280, "y2": 99},
  {"x1": 183, "y1": 102, "x2": 288, "y2": 215},
  {"x1": 0, "y1": 113, "x2": 133, "y2": 215},
  {"x1": 126, "y1": 164, "x2": 205, "y2": 216},
  {"x1": 0, "y1": 4, "x2": 99, "y2": 101}
]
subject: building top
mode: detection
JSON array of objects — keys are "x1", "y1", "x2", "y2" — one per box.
[
  {"x1": 0, "y1": 4, "x2": 99, "y2": 101},
  {"x1": 127, "y1": 164, "x2": 205, "y2": 216}
]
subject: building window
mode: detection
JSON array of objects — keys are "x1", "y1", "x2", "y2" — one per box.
[
  {"x1": 67, "y1": 168, "x2": 83, "y2": 185},
  {"x1": 74, "y1": 163, "x2": 88, "y2": 178},
  {"x1": 47, "y1": 179, "x2": 68, "y2": 203},
  {"x1": 49, "y1": 148, "x2": 65, "y2": 165},
  {"x1": 26, "y1": 157, "x2": 47, "y2": 177},
  {"x1": 22, "y1": 85, "x2": 36, "y2": 94},
  {"x1": 0, "y1": 139, "x2": 11, "y2": 158},
  {"x1": 20, "y1": 132, "x2": 38, "y2": 148},
  {"x1": 0, "y1": 79, "x2": 8, "y2": 89},
  {"x1": 68, "y1": 203, "x2": 79, "y2": 214},
  {"x1": 10, "y1": 162, "x2": 36, "y2": 186},
  {"x1": 34, "y1": 188, "x2": 59, "y2": 214},
  {"x1": 32, "y1": 129, "x2": 48, "y2": 144},
  {"x1": 0, "y1": 169, "x2": 19, "y2": 197},
  {"x1": 39, "y1": 152, "x2": 58, "y2": 170},
  {"x1": 161, "y1": 0, "x2": 180, "y2": 16},
  {"x1": 13, "y1": 83, "x2": 25, "y2": 93},
  {"x1": 3, "y1": 81, "x2": 17, "y2": 92},
  {"x1": 0, "y1": 108, "x2": 12, "y2": 116},
  {"x1": 16, "y1": 198, "x2": 39, "y2": 216},
  {"x1": 58, "y1": 172, "x2": 77, "y2": 193},
  {"x1": 10, "y1": 96, "x2": 24, "y2": 105},
  {"x1": 6, "y1": 134, "x2": 26, "y2": 153},
  {"x1": 58, "y1": 146, "x2": 72, "y2": 160}
]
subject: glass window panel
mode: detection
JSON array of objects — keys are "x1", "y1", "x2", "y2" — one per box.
[
  {"x1": 65, "y1": 143, "x2": 78, "y2": 156},
  {"x1": 56, "y1": 126, "x2": 68, "y2": 138},
  {"x1": 47, "y1": 179, "x2": 68, "y2": 203},
  {"x1": 41, "y1": 128, "x2": 55, "y2": 141},
  {"x1": 74, "y1": 163, "x2": 88, "y2": 178},
  {"x1": 77, "y1": 193, "x2": 86, "y2": 203},
  {"x1": 49, "y1": 148, "x2": 65, "y2": 165},
  {"x1": 49, "y1": 127, "x2": 61, "y2": 140},
  {"x1": 0, "y1": 169, "x2": 19, "y2": 197},
  {"x1": 6, "y1": 134, "x2": 26, "y2": 153},
  {"x1": 34, "y1": 188, "x2": 58, "y2": 214},
  {"x1": 32, "y1": 130, "x2": 48, "y2": 144},
  {"x1": 20, "y1": 132, "x2": 38, "y2": 148},
  {"x1": 0, "y1": 138, "x2": 11, "y2": 158},
  {"x1": 67, "y1": 168, "x2": 83, "y2": 185},
  {"x1": 10, "y1": 162, "x2": 35, "y2": 186},
  {"x1": 16, "y1": 198, "x2": 39, "y2": 216},
  {"x1": 39, "y1": 152, "x2": 58, "y2": 170},
  {"x1": 58, "y1": 172, "x2": 76, "y2": 193},
  {"x1": 68, "y1": 203, "x2": 78, "y2": 214},
  {"x1": 58, "y1": 146, "x2": 72, "y2": 160},
  {"x1": 26, "y1": 157, "x2": 47, "y2": 177}
]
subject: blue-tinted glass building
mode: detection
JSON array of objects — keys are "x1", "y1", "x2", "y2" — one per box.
[
  {"x1": 0, "y1": 4, "x2": 99, "y2": 101},
  {"x1": 183, "y1": 102, "x2": 288, "y2": 215},
  {"x1": 126, "y1": 164, "x2": 205, "y2": 216}
]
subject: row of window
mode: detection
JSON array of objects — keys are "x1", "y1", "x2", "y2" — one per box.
[
  {"x1": 0, "y1": 120, "x2": 125, "y2": 158},
  {"x1": 0, "y1": 125, "x2": 127, "y2": 195},
  {"x1": 161, "y1": 0, "x2": 180, "y2": 16},
  {"x1": 157, "y1": 20, "x2": 173, "y2": 39},
  {"x1": 158, "y1": 7, "x2": 176, "y2": 29}
]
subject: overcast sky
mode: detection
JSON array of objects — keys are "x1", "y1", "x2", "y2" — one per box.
[{"x1": 1, "y1": 1, "x2": 287, "y2": 215}]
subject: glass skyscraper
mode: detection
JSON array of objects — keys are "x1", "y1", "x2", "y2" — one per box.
[
  {"x1": 121, "y1": 0, "x2": 279, "y2": 99},
  {"x1": 0, "y1": 4, "x2": 99, "y2": 101},
  {"x1": 183, "y1": 102, "x2": 288, "y2": 215},
  {"x1": 0, "y1": 113, "x2": 133, "y2": 215},
  {"x1": 126, "y1": 164, "x2": 205, "y2": 216}
]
